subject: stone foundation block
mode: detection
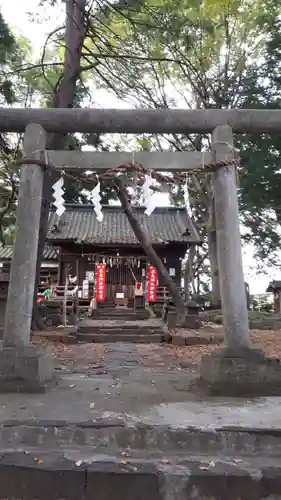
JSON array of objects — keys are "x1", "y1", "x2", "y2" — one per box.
[
  {"x1": 0, "y1": 345, "x2": 56, "y2": 393},
  {"x1": 200, "y1": 346, "x2": 281, "y2": 397},
  {"x1": 167, "y1": 311, "x2": 202, "y2": 330}
]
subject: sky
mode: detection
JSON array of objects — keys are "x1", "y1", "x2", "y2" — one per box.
[{"x1": 0, "y1": 0, "x2": 280, "y2": 294}]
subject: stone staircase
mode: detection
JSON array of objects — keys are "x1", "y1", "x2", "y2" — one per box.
[
  {"x1": 93, "y1": 306, "x2": 150, "y2": 322},
  {"x1": 2, "y1": 411, "x2": 281, "y2": 499},
  {"x1": 77, "y1": 307, "x2": 164, "y2": 343}
]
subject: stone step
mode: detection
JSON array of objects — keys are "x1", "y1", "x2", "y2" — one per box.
[
  {"x1": 77, "y1": 330, "x2": 163, "y2": 337},
  {"x1": 78, "y1": 325, "x2": 160, "y2": 334},
  {"x1": 78, "y1": 326, "x2": 162, "y2": 333},
  {"x1": 96, "y1": 310, "x2": 148, "y2": 315},
  {"x1": 1, "y1": 416, "x2": 281, "y2": 499},
  {"x1": 94, "y1": 315, "x2": 149, "y2": 321},
  {"x1": 96, "y1": 307, "x2": 147, "y2": 314},
  {"x1": 0, "y1": 450, "x2": 279, "y2": 500},
  {"x1": 96, "y1": 310, "x2": 149, "y2": 315},
  {"x1": 95, "y1": 310, "x2": 149, "y2": 318},
  {"x1": 76, "y1": 333, "x2": 164, "y2": 343},
  {"x1": 2, "y1": 417, "x2": 281, "y2": 456}
]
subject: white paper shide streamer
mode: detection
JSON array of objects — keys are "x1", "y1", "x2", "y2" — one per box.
[
  {"x1": 143, "y1": 174, "x2": 157, "y2": 216},
  {"x1": 183, "y1": 179, "x2": 191, "y2": 215},
  {"x1": 90, "y1": 180, "x2": 103, "y2": 222},
  {"x1": 52, "y1": 177, "x2": 65, "y2": 217}
]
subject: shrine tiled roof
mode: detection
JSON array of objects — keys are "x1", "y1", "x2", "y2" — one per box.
[
  {"x1": 48, "y1": 204, "x2": 201, "y2": 245},
  {"x1": 0, "y1": 245, "x2": 58, "y2": 261},
  {"x1": 266, "y1": 280, "x2": 281, "y2": 292}
]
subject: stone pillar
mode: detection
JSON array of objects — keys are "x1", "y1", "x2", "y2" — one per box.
[
  {"x1": 4, "y1": 124, "x2": 46, "y2": 346},
  {"x1": 0, "y1": 123, "x2": 55, "y2": 392},
  {"x1": 211, "y1": 125, "x2": 250, "y2": 348},
  {"x1": 200, "y1": 125, "x2": 281, "y2": 396}
]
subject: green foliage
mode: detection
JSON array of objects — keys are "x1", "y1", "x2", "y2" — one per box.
[
  {"x1": 85, "y1": 0, "x2": 281, "y2": 270},
  {"x1": 2, "y1": 0, "x2": 281, "y2": 268},
  {"x1": 0, "y1": 10, "x2": 22, "y2": 244},
  {"x1": 0, "y1": 10, "x2": 16, "y2": 104},
  {"x1": 235, "y1": 8, "x2": 281, "y2": 264}
]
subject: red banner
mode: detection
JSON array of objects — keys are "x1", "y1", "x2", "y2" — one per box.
[
  {"x1": 96, "y1": 264, "x2": 106, "y2": 302},
  {"x1": 147, "y1": 265, "x2": 158, "y2": 302}
]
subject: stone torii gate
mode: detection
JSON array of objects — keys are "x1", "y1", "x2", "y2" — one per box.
[{"x1": 1, "y1": 108, "x2": 281, "y2": 396}]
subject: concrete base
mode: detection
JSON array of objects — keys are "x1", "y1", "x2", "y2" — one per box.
[
  {"x1": 0, "y1": 451, "x2": 280, "y2": 500},
  {"x1": 0, "y1": 345, "x2": 56, "y2": 393},
  {"x1": 200, "y1": 346, "x2": 281, "y2": 397}
]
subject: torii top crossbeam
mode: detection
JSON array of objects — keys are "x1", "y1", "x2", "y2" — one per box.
[{"x1": 0, "y1": 107, "x2": 280, "y2": 134}]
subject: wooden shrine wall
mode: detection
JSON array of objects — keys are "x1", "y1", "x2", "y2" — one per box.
[{"x1": 56, "y1": 242, "x2": 187, "y2": 298}]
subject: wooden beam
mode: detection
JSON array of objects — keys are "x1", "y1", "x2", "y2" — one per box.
[
  {"x1": 48, "y1": 150, "x2": 212, "y2": 171},
  {"x1": 1, "y1": 108, "x2": 281, "y2": 134}
]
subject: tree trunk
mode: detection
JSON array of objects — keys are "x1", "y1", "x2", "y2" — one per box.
[
  {"x1": 184, "y1": 245, "x2": 196, "y2": 300},
  {"x1": 208, "y1": 228, "x2": 221, "y2": 309},
  {"x1": 62, "y1": 273, "x2": 69, "y2": 327},
  {"x1": 205, "y1": 182, "x2": 221, "y2": 309},
  {"x1": 115, "y1": 178, "x2": 185, "y2": 321},
  {"x1": 32, "y1": 0, "x2": 87, "y2": 329}
]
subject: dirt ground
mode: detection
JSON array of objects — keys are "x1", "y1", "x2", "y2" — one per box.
[{"x1": 32, "y1": 327, "x2": 281, "y2": 371}]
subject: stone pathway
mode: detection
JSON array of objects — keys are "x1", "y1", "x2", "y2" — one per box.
[
  {"x1": 39, "y1": 340, "x2": 198, "y2": 375},
  {"x1": 1, "y1": 340, "x2": 281, "y2": 499},
  {"x1": 1, "y1": 341, "x2": 280, "y2": 429}
]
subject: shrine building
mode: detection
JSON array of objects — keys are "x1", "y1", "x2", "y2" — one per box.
[{"x1": 47, "y1": 204, "x2": 201, "y2": 307}]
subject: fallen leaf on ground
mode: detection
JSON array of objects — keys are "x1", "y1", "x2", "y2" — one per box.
[
  {"x1": 199, "y1": 461, "x2": 216, "y2": 470},
  {"x1": 89, "y1": 402, "x2": 95, "y2": 409}
]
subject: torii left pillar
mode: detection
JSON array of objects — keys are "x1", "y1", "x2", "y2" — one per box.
[{"x1": 0, "y1": 123, "x2": 55, "y2": 392}]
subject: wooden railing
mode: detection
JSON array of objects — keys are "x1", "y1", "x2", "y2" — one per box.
[
  {"x1": 39, "y1": 284, "x2": 182, "y2": 306},
  {"x1": 156, "y1": 286, "x2": 184, "y2": 303},
  {"x1": 156, "y1": 286, "x2": 171, "y2": 302}
]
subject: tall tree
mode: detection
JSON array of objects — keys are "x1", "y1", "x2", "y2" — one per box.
[
  {"x1": 32, "y1": 0, "x2": 88, "y2": 328},
  {"x1": 3, "y1": 0, "x2": 186, "y2": 325},
  {"x1": 236, "y1": 6, "x2": 281, "y2": 267},
  {"x1": 84, "y1": 0, "x2": 281, "y2": 300},
  {"x1": 0, "y1": 10, "x2": 29, "y2": 245}
]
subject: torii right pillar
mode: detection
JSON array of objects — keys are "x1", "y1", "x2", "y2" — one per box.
[{"x1": 200, "y1": 124, "x2": 281, "y2": 396}]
